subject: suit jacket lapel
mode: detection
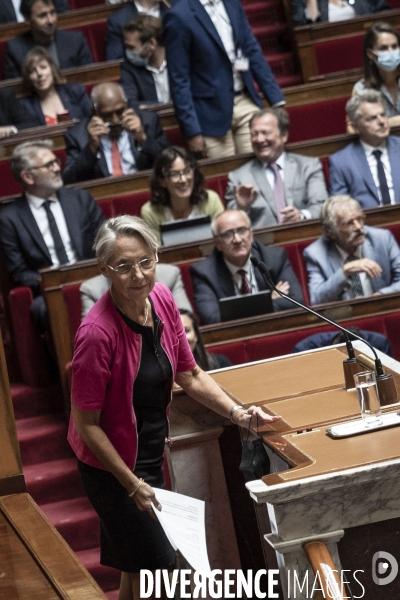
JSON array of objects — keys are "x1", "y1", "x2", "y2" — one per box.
[
  {"x1": 18, "y1": 197, "x2": 52, "y2": 262},
  {"x1": 190, "y1": 0, "x2": 227, "y2": 55},
  {"x1": 353, "y1": 142, "x2": 380, "y2": 204},
  {"x1": 362, "y1": 233, "x2": 382, "y2": 292},
  {"x1": 252, "y1": 243, "x2": 268, "y2": 291},
  {"x1": 252, "y1": 160, "x2": 277, "y2": 220},
  {"x1": 387, "y1": 137, "x2": 400, "y2": 204},
  {"x1": 326, "y1": 240, "x2": 342, "y2": 275},
  {"x1": 214, "y1": 251, "x2": 236, "y2": 297},
  {"x1": 5, "y1": 0, "x2": 17, "y2": 20},
  {"x1": 97, "y1": 148, "x2": 111, "y2": 177},
  {"x1": 58, "y1": 189, "x2": 83, "y2": 258}
]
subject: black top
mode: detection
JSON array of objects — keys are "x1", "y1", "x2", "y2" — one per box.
[{"x1": 119, "y1": 303, "x2": 172, "y2": 484}]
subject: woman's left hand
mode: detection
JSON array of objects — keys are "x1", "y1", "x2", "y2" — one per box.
[{"x1": 232, "y1": 405, "x2": 281, "y2": 428}]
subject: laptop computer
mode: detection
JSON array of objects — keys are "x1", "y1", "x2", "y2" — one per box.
[
  {"x1": 219, "y1": 290, "x2": 273, "y2": 322},
  {"x1": 160, "y1": 215, "x2": 212, "y2": 246}
]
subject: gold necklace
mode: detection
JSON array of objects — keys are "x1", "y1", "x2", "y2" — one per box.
[{"x1": 110, "y1": 289, "x2": 149, "y2": 326}]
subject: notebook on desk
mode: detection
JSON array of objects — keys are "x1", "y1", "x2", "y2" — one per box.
[
  {"x1": 219, "y1": 290, "x2": 273, "y2": 322},
  {"x1": 160, "y1": 215, "x2": 212, "y2": 246}
]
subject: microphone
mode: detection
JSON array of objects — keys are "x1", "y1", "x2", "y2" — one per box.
[{"x1": 250, "y1": 255, "x2": 397, "y2": 404}]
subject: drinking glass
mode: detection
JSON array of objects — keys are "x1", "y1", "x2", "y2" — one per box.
[{"x1": 354, "y1": 371, "x2": 382, "y2": 425}]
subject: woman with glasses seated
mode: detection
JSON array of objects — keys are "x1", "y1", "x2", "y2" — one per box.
[
  {"x1": 20, "y1": 47, "x2": 92, "y2": 127},
  {"x1": 68, "y1": 214, "x2": 280, "y2": 600},
  {"x1": 141, "y1": 146, "x2": 224, "y2": 243}
]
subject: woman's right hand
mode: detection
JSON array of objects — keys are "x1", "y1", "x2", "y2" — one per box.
[{"x1": 131, "y1": 480, "x2": 162, "y2": 520}]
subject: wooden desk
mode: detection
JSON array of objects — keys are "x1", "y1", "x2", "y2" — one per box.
[{"x1": 213, "y1": 346, "x2": 400, "y2": 599}]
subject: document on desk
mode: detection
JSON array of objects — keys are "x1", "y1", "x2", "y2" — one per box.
[{"x1": 152, "y1": 488, "x2": 212, "y2": 576}]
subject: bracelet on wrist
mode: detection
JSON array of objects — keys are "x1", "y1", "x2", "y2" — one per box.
[
  {"x1": 229, "y1": 404, "x2": 245, "y2": 423},
  {"x1": 128, "y1": 478, "x2": 144, "y2": 498}
]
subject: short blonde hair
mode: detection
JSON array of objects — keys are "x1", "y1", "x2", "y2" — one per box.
[{"x1": 94, "y1": 215, "x2": 159, "y2": 263}]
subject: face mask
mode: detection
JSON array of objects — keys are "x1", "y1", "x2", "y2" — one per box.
[
  {"x1": 375, "y1": 49, "x2": 400, "y2": 72},
  {"x1": 126, "y1": 43, "x2": 150, "y2": 67}
]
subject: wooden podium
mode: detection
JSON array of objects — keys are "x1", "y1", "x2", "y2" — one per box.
[{"x1": 209, "y1": 344, "x2": 400, "y2": 600}]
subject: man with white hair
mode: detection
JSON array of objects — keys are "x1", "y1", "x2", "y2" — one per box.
[
  {"x1": 303, "y1": 195, "x2": 400, "y2": 305},
  {"x1": 189, "y1": 209, "x2": 303, "y2": 324},
  {"x1": 63, "y1": 82, "x2": 169, "y2": 184},
  {"x1": 329, "y1": 89, "x2": 400, "y2": 208},
  {"x1": 0, "y1": 140, "x2": 104, "y2": 330}
]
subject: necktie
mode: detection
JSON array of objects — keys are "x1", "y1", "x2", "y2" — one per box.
[
  {"x1": 42, "y1": 201, "x2": 69, "y2": 265},
  {"x1": 111, "y1": 139, "x2": 123, "y2": 176},
  {"x1": 372, "y1": 149, "x2": 391, "y2": 205},
  {"x1": 269, "y1": 162, "x2": 286, "y2": 222},
  {"x1": 345, "y1": 255, "x2": 364, "y2": 297},
  {"x1": 238, "y1": 269, "x2": 251, "y2": 295}
]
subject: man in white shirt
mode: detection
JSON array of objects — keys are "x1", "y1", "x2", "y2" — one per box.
[
  {"x1": 163, "y1": 0, "x2": 285, "y2": 159},
  {"x1": 120, "y1": 15, "x2": 170, "y2": 105},
  {"x1": 62, "y1": 82, "x2": 169, "y2": 184},
  {"x1": 303, "y1": 195, "x2": 400, "y2": 305},
  {"x1": 225, "y1": 108, "x2": 327, "y2": 227},
  {"x1": 329, "y1": 89, "x2": 400, "y2": 209},
  {"x1": 0, "y1": 139, "x2": 104, "y2": 330}
]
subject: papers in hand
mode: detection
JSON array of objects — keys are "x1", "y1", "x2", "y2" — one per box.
[{"x1": 152, "y1": 488, "x2": 212, "y2": 577}]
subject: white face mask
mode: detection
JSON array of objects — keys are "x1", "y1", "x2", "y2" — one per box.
[
  {"x1": 375, "y1": 48, "x2": 400, "y2": 72},
  {"x1": 125, "y1": 42, "x2": 150, "y2": 67}
]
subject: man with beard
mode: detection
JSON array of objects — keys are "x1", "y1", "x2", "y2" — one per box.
[
  {"x1": 303, "y1": 195, "x2": 400, "y2": 305},
  {"x1": 4, "y1": 0, "x2": 92, "y2": 79},
  {"x1": 62, "y1": 82, "x2": 168, "y2": 184},
  {"x1": 0, "y1": 140, "x2": 104, "y2": 331}
]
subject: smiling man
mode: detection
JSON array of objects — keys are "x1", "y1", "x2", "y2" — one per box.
[
  {"x1": 225, "y1": 108, "x2": 327, "y2": 227},
  {"x1": 303, "y1": 195, "x2": 400, "y2": 305},
  {"x1": 189, "y1": 209, "x2": 304, "y2": 324},
  {"x1": 4, "y1": 0, "x2": 93, "y2": 79},
  {"x1": 0, "y1": 139, "x2": 104, "y2": 331},
  {"x1": 330, "y1": 89, "x2": 400, "y2": 208}
]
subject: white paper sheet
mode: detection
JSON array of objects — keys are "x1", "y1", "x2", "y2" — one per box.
[{"x1": 152, "y1": 488, "x2": 212, "y2": 576}]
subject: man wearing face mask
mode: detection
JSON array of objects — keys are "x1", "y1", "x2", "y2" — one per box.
[
  {"x1": 329, "y1": 90, "x2": 400, "y2": 209},
  {"x1": 62, "y1": 82, "x2": 169, "y2": 184},
  {"x1": 353, "y1": 22, "x2": 400, "y2": 129},
  {"x1": 303, "y1": 195, "x2": 400, "y2": 305},
  {"x1": 120, "y1": 15, "x2": 170, "y2": 105}
]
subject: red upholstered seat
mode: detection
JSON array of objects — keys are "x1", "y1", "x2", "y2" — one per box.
[
  {"x1": 8, "y1": 287, "x2": 51, "y2": 388},
  {"x1": 386, "y1": 223, "x2": 400, "y2": 246},
  {"x1": 314, "y1": 36, "x2": 364, "y2": 76},
  {"x1": 61, "y1": 284, "x2": 82, "y2": 344},
  {"x1": 97, "y1": 198, "x2": 115, "y2": 219},
  {"x1": 287, "y1": 98, "x2": 347, "y2": 142},
  {"x1": 205, "y1": 341, "x2": 247, "y2": 366},
  {"x1": 165, "y1": 128, "x2": 185, "y2": 147},
  {"x1": 206, "y1": 176, "x2": 228, "y2": 202},
  {"x1": 67, "y1": 22, "x2": 107, "y2": 63},
  {"x1": 0, "y1": 40, "x2": 7, "y2": 80},
  {"x1": 112, "y1": 191, "x2": 151, "y2": 217},
  {"x1": 320, "y1": 156, "x2": 330, "y2": 188},
  {"x1": 178, "y1": 260, "x2": 198, "y2": 316}
]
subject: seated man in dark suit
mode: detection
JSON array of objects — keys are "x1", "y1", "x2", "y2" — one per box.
[
  {"x1": 105, "y1": 0, "x2": 171, "y2": 61},
  {"x1": 0, "y1": 87, "x2": 39, "y2": 138},
  {"x1": 303, "y1": 195, "x2": 400, "y2": 305},
  {"x1": 4, "y1": 0, "x2": 93, "y2": 79},
  {"x1": 121, "y1": 15, "x2": 170, "y2": 105},
  {"x1": 190, "y1": 209, "x2": 304, "y2": 325},
  {"x1": 0, "y1": 0, "x2": 70, "y2": 23},
  {"x1": 0, "y1": 139, "x2": 104, "y2": 331},
  {"x1": 329, "y1": 90, "x2": 400, "y2": 208},
  {"x1": 62, "y1": 82, "x2": 169, "y2": 184}
]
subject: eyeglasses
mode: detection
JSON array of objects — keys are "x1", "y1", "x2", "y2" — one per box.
[
  {"x1": 107, "y1": 257, "x2": 158, "y2": 276},
  {"x1": 28, "y1": 158, "x2": 61, "y2": 171},
  {"x1": 217, "y1": 226, "x2": 251, "y2": 242},
  {"x1": 167, "y1": 166, "x2": 194, "y2": 182}
]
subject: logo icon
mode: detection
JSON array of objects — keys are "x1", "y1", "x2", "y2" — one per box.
[{"x1": 372, "y1": 551, "x2": 398, "y2": 586}]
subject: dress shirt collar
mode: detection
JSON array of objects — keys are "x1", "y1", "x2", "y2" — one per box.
[
  {"x1": 26, "y1": 192, "x2": 58, "y2": 210},
  {"x1": 146, "y1": 59, "x2": 167, "y2": 75},
  {"x1": 335, "y1": 243, "x2": 362, "y2": 263},
  {"x1": 224, "y1": 255, "x2": 252, "y2": 278},
  {"x1": 263, "y1": 151, "x2": 286, "y2": 171},
  {"x1": 360, "y1": 140, "x2": 387, "y2": 157}
]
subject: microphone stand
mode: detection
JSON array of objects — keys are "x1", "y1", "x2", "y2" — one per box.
[{"x1": 251, "y1": 255, "x2": 397, "y2": 405}]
